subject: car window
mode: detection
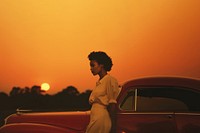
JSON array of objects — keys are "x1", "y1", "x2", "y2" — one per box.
[
  {"x1": 137, "y1": 94, "x2": 188, "y2": 112},
  {"x1": 120, "y1": 90, "x2": 135, "y2": 111},
  {"x1": 120, "y1": 87, "x2": 200, "y2": 112}
]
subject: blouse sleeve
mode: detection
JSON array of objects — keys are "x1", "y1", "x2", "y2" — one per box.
[{"x1": 107, "y1": 77, "x2": 119, "y2": 104}]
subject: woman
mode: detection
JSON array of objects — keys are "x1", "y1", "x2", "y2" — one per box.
[{"x1": 86, "y1": 51, "x2": 119, "y2": 133}]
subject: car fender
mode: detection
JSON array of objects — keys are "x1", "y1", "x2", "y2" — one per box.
[{"x1": 0, "y1": 123, "x2": 82, "y2": 133}]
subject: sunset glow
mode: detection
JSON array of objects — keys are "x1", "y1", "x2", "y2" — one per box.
[{"x1": 0, "y1": 0, "x2": 200, "y2": 94}]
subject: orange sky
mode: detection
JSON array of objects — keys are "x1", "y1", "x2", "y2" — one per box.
[{"x1": 0, "y1": 0, "x2": 200, "y2": 94}]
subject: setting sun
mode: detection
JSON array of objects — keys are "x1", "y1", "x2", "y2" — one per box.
[{"x1": 41, "y1": 83, "x2": 50, "y2": 91}]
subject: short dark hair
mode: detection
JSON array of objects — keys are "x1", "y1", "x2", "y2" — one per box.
[{"x1": 88, "y1": 51, "x2": 113, "y2": 71}]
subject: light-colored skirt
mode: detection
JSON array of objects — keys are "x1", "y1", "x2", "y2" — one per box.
[{"x1": 85, "y1": 103, "x2": 111, "y2": 133}]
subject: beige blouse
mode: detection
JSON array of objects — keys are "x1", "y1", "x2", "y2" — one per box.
[{"x1": 89, "y1": 74, "x2": 119, "y2": 106}]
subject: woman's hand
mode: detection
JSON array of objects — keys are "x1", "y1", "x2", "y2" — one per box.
[
  {"x1": 89, "y1": 96, "x2": 96, "y2": 104},
  {"x1": 89, "y1": 98, "x2": 94, "y2": 104}
]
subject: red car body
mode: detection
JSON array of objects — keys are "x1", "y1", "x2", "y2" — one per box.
[{"x1": 1, "y1": 76, "x2": 200, "y2": 133}]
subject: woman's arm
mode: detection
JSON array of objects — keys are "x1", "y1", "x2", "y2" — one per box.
[{"x1": 108, "y1": 103, "x2": 117, "y2": 133}]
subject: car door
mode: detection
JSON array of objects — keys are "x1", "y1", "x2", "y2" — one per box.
[{"x1": 116, "y1": 87, "x2": 188, "y2": 133}]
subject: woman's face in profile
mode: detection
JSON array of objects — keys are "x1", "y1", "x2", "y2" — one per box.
[{"x1": 90, "y1": 60, "x2": 103, "y2": 76}]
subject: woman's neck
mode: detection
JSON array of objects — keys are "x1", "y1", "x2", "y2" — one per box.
[{"x1": 99, "y1": 71, "x2": 107, "y2": 80}]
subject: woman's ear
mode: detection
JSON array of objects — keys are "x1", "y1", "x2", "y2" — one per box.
[{"x1": 100, "y1": 64, "x2": 104, "y2": 69}]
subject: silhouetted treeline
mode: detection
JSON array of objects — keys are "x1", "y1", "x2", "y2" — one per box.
[
  {"x1": 0, "y1": 85, "x2": 92, "y2": 126},
  {"x1": 0, "y1": 85, "x2": 92, "y2": 111}
]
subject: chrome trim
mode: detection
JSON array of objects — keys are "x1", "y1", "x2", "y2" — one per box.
[
  {"x1": 118, "y1": 112, "x2": 200, "y2": 115},
  {"x1": 175, "y1": 112, "x2": 200, "y2": 116},
  {"x1": 134, "y1": 89, "x2": 137, "y2": 111},
  {"x1": 4, "y1": 113, "x2": 15, "y2": 124},
  {"x1": 118, "y1": 112, "x2": 174, "y2": 115},
  {"x1": 16, "y1": 108, "x2": 33, "y2": 115}
]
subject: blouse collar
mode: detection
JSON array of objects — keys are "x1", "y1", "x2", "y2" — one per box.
[{"x1": 96, "y1": 74, "x2": 109, "y2": 86}]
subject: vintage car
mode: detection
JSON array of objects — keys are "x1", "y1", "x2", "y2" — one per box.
[{"x1": 0, "y1": 76, "x2": 200, "y2": 133}]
